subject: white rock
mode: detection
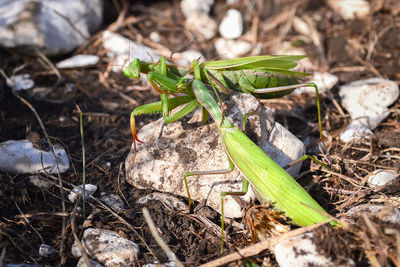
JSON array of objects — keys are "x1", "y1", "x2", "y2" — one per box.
[
  {"x1": 185, "y1": 12, "x2": 217, "y2": 40},
  {"x1": 174, "y1": 50, "x2": 205, "y2": 66},
  {"x1": 56, "y1": 55, "x2": 99, "y2": 69},
  {"x1": 137, "y1": 192, "x2": 188, "y2": 213},
  {"x1": 29, "y1": 175, "x2": 53, "y2": 189},
  {"x1": 102, "y1": 31, "x2": 159, "y2": 74},
  {"x1": 344, "y1": 204, "x2": 400, "y2": 224},
  {"x1": 0, "y1": 0, "x2": 103, "y2": 56},
  {"x1": 219, "y1": 9, "x2": 243, "y2": 39},
  {"x1": 100, "y1": 192, "x2": 125, "y2": 211},
  {"x1": 367, "y1": 169, "x2": 398, "y2": 187},
  {"x1": 71, "y1": 240, "x2": 82, "y2": 257},
  {"x1": 80, "y1": 228, "x2": 140, "y2": 267},
  {"x1": 215, "y1": 38, "x2": 252, "y2": 59},
  {"x1": 226, "y1": 0, "x2": 239, "y2": 4},
  {"x1": 270, "y1": 42, "x2": 314, "y2": 72},
  {"x1": 149, "y1": 31, "x2": 161, "y2": 43},
  {"x1": 6, "y1": 74, "x2": 35, "y2": 91},
  {"x1": 295, "y1": 72, "x2": 338, "y2": 95},
  {"x1": 339, "y1": 120, "x2": 374, "y2": 143},
  {"x1": 77, "y1": 257, "x2": 103, "y2": 267},
  {"x1": 339, "y1": 78, "x2": 399, "y2": 141},
  {"x1": 68, "y1": 184, "x2": 97, "y2": 202},
  {"x1": 143, "y1": 262, "x2": 176, "y2": 267},
  {"x1": 180, "y1": 0, "x2": 214, "y2": 19},
  {"x1": 125, "y1": 93, "x2": 305, "y2": 218},
  {"x1": 328, "y1": 0, "x2": 370, "y2": 20},
  {"x1": 275, "y1": 232, "x2": 355, "y2": 267},
  {"x1": 0, "y1": 140, "x2": 70, "y2": 174},
  {"x1": 38, "y1": 244, "x2": 57, "y2": 257}
]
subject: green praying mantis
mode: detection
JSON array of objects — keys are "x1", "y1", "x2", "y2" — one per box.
[
  {"x1": 123, "y1": 55, "x2": 322, "y2": 153},
  {"x1": 124, "y1": 55, "x2": 333, "y2": 251},
  {"x1": 181, "y1": 60, "x2": 332, "y2": 252}
]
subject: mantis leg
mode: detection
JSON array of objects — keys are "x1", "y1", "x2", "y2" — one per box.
[
  {"x1": 240, "y1": 110, "x2": 330, "y2": 171},
  {"x1": 220, "y1": 178, "x2": 249, "y2": 253},
  {"x1": 282, "y1": 154, "x2": 331, "y2": 171},
  {"x1": 184, "y1": 157, "x2": 249, "y2": 253},
  {"x1": 254, "y1": 82, "x2": 322, "y2": 140}
]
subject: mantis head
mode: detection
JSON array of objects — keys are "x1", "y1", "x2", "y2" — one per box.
[{"x1": 123, "y1": 58, "x2": 141, "y2": 79}]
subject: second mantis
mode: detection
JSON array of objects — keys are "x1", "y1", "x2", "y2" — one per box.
[
  {"x1": 183, "y1": 60, "x2": 332, "y2": 252},
  {"x1": 124, "y1": 55, "x2": 323, "y2": 153}
]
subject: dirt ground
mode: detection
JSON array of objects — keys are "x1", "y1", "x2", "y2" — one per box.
[{"x1": 1, "y1": 0, "x2": 400, "y2": 266}]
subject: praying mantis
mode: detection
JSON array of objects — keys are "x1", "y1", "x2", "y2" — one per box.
[
  {"x1": 182, "y1": 60, "x2": 332, "y2": 252},
  {"x1": 124, "y1": 55, "x2": 322, "y2": 153}
]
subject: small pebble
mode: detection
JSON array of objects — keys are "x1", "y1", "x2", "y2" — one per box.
[
  {"x1": 367, "y1": 169, "x2": 398, "y2": 187},
  {"x1": 328, "y1": 0, "x2": 370, "y2": 20},
  {"x1": 56, "y1": 55, "x2": 99, "y2": 69},
  {"x1": 137, "y1": 192, "x2": 188, "y2": 213},
  {"x1": 68, "y1": 184, "x2": 97, "y2": 202},
  {"x1": 175, "y1": 50, "x2": 205, "y2": 66},
  {"x1": 186, "y1": 12, "x2": 217, "y2": 40},
  {"x1": 339, "y1": 120, "x2": 374, "y2": 143},
  {"x1": 149, "y1": 31, "x2": 161, "y2": 43},
  {"x1": 214, "y1": 38, "x2": 252, "y2": 59},
  {"x1": 29, "y1": 175, "x2": 53, "y2": 189},
  {"x1": 295, "y1": 72, "x2": 338, "y2": 94},
  {"x1": 339, "y1": 78, "x2": 399, "y2": 142},
  {"x1": 76, "y1": 257, "x2": 103, "y2": 267},
  {"x1": 345, "y1": 204, "x2": 400, "y2": 224},
  {"x1": 218, "y1": 9, "x2": 243, "y2": 39},
  {"x1": 100, "y1": 192, "x2": 125, "y2": 211},
  {"x1": 6, "y1": 74, "x2": 35, "y2": 91},
  {"x1": 38, "y1": 244, "x2": 57, "y2": 257},
  {"x1": 275, "y1": 232, "x2": 355, "y2": 267},
  {"x1": 180, "y1": 0, "x2": 214, "y2": 19},
  {"x1": 0, "y1": 140, "x2": 70, "y2": 174},
  {"x1": 79, "y1": 228, "x2": 140, "y2": 266}
]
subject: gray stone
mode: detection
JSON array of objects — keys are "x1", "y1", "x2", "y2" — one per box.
[
  {"x1": 68, "y1": 184, "x2": 97, "y2": 202},
  {"x1": 56, "y1": 55, "x2": 99, "y2": 69},
  {"x1": 219, "y1": 9, "x2": 243, "y2": 39},
  {"x1": 0, "y1": 140, "x2": 70, "y2": 174},
  {"x1": 0, "y1": 0, "x2": 103, "y2": 55},
  {"x1": 6, "y1": 74, "x2": 35, "y2": 91},
  {"x1": 275, "y1": 232, "x2": 355, "y2": 267},
  {"x1": 185, "y1": 12, "x2": 217, "y2": 40},
  {"x1": 367, "y1": 169, "x2": 398, "y2": 187},
  {"x1": 38, "y1": 244, "x2": 57, "y2": 257},
  {"x1": 327, "y1": 0, "x2": 370, "y2": 20},
  {"x1": 180, "y1": 0, "x2": 214, "y2": 19},
  {"x1": 214, "y1": 38, "x2": 252, "y2": 59},
  {"x1": 102, "y1": 31, "x2": 159, "y2": 75},
  {"x1": 79, "y1": 228, "x2": 139, "y2": 267},
  {"x1": 344, "y1": 204, "x2": 400, "y2": 224},
  {"x1": 100, "y1": 192, "x2": 125, "y2": 211}
]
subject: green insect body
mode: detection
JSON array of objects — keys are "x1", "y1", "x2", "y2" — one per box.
[{"x1": 187, "y1": 63, "x2": 331, "y2": 251}]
